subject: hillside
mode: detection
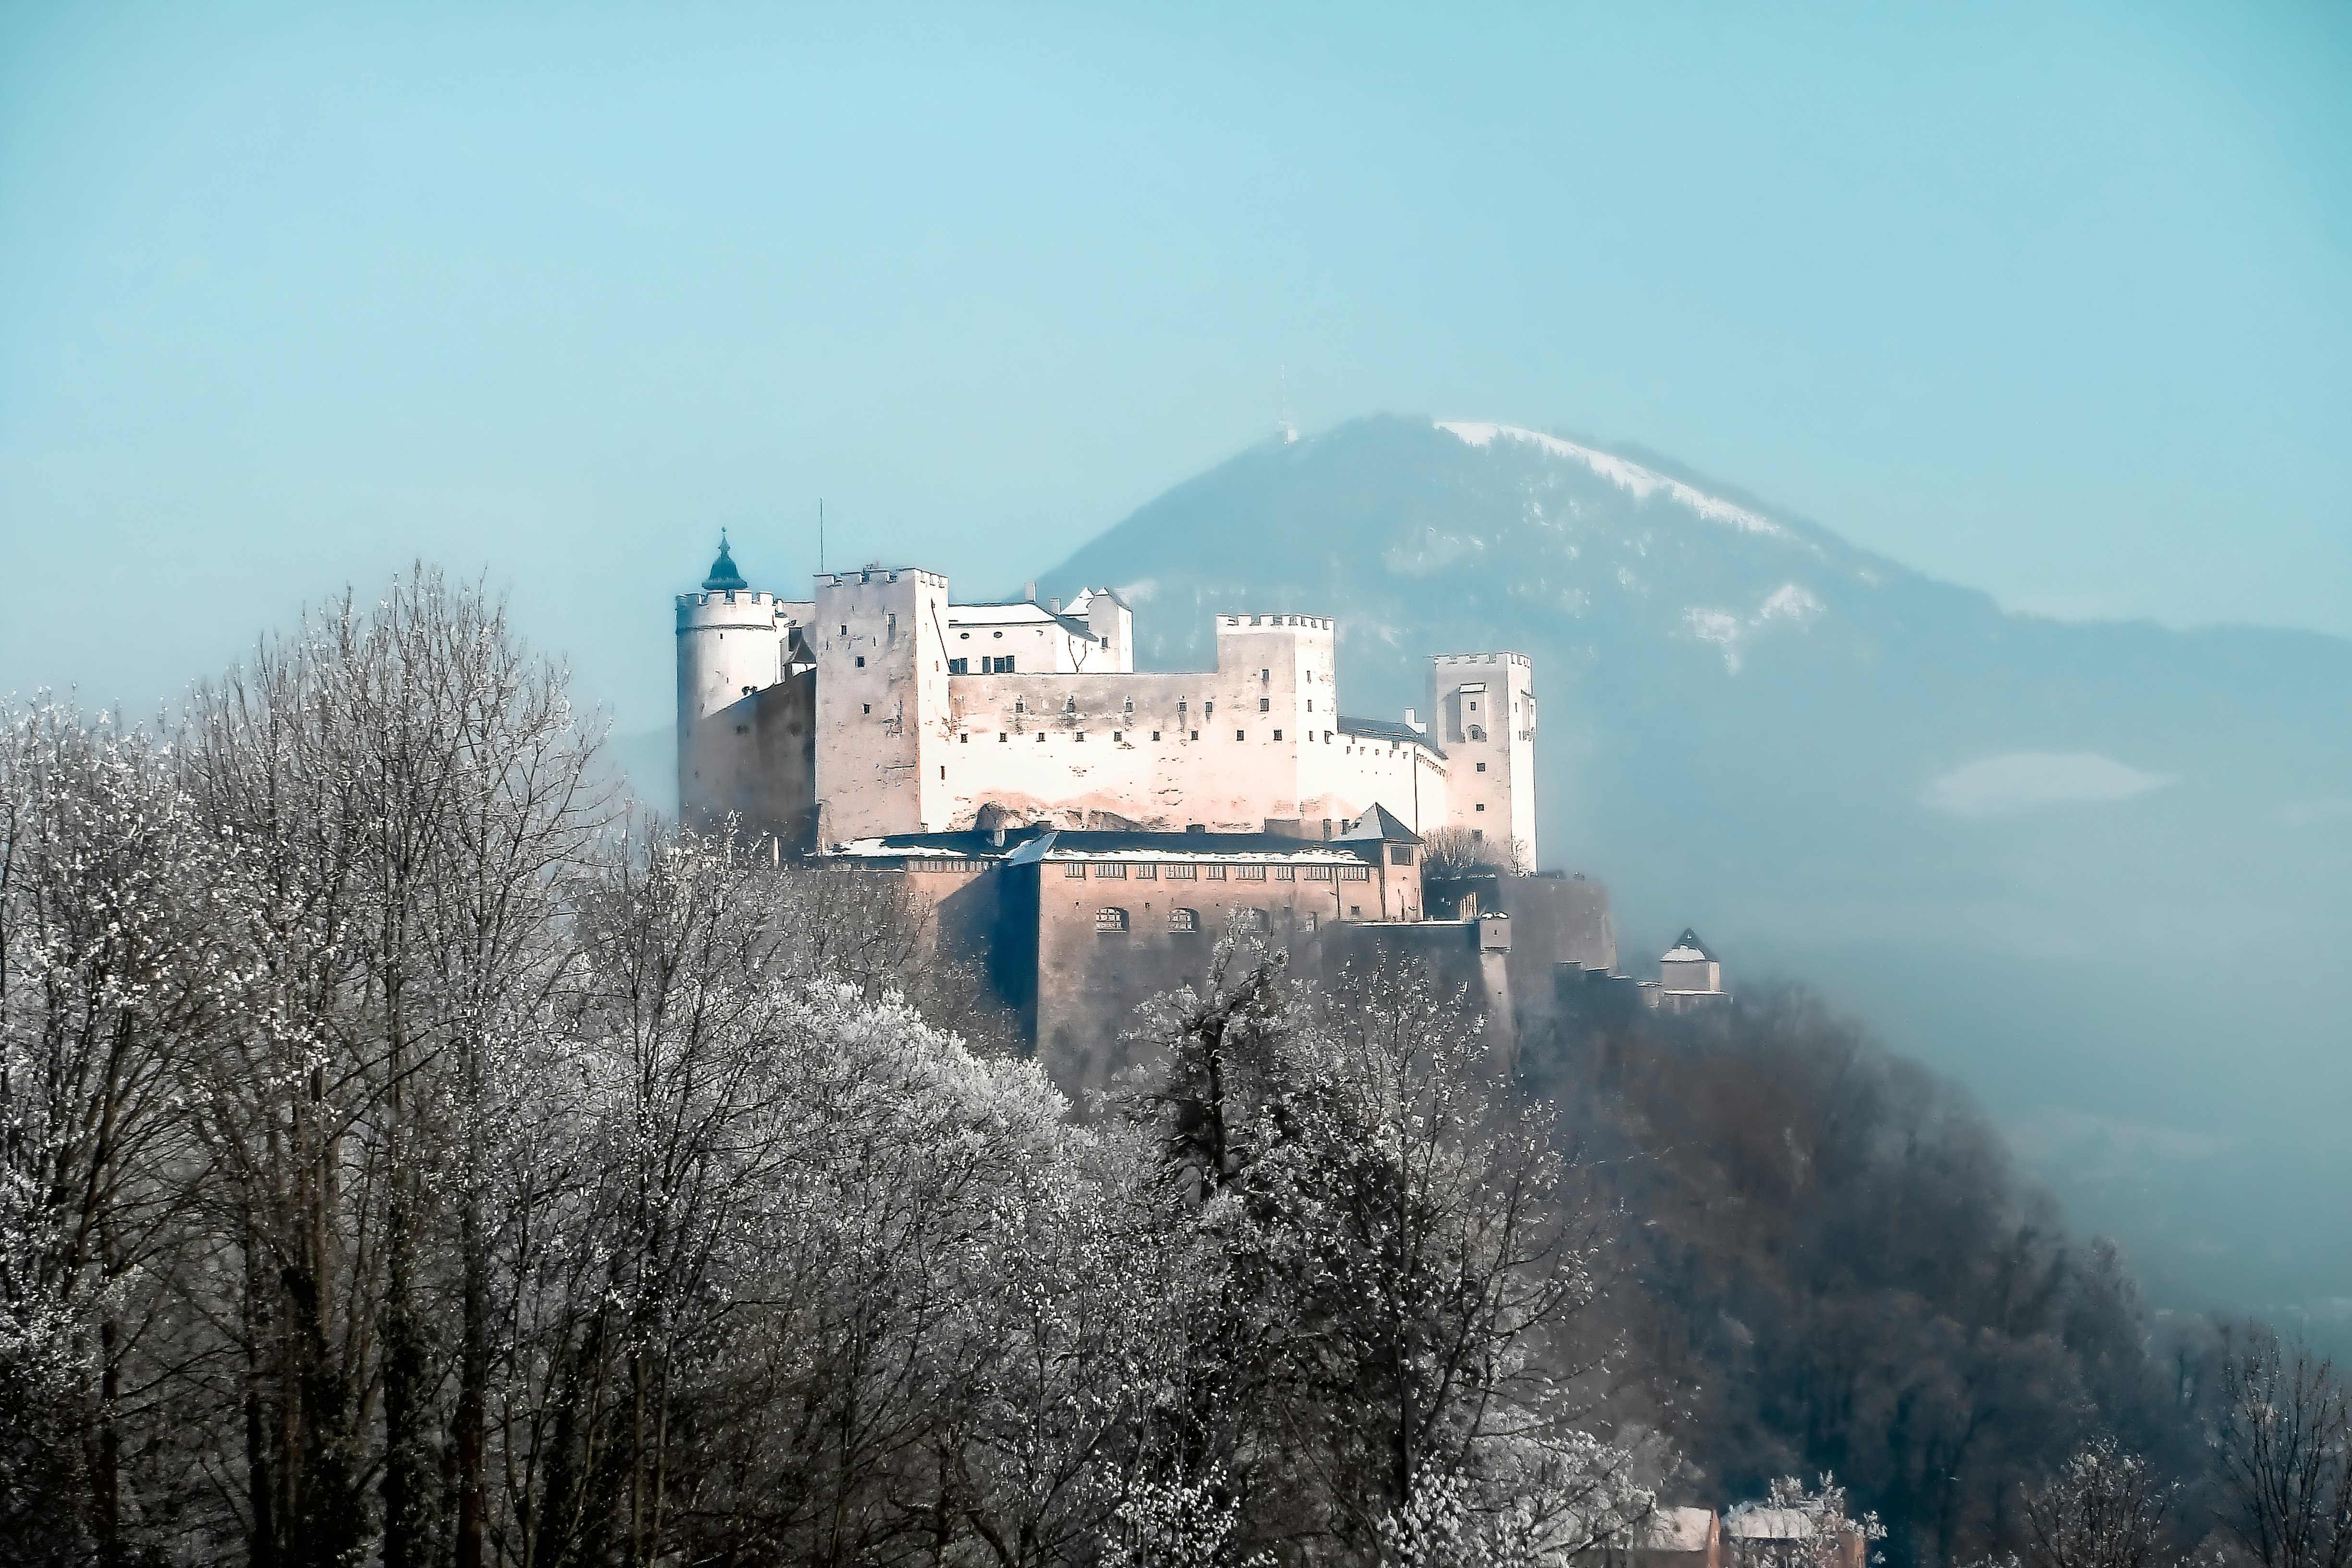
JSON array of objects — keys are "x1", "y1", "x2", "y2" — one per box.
[{"x1": 1036, "y1": 415, "x2": 2352, "y2": 1325}]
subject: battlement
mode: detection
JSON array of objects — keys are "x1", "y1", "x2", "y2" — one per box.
[
  {"x1": 677, "y1": 590, "x2": 790, "y2": 631},
  {"x1": 1432, "y1": 651, "x2": 1533, "y2": 669},
  {"x1": 1217, "y1": 613, "x2": 1335, "y2": 632},
  {"x1": 815, "y1": 567, "x2": 950, "y2": 590}
]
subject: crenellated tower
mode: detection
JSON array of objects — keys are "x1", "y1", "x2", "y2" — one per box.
[
  {"x1": 1428, "y1": 651, "x2": 1538, "y2": 867},
  {"x1": 675, "y1": 536, "x2": 817, "y2": 844}
]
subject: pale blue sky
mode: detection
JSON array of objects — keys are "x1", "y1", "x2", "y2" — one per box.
[{"x1": 2, "y1": 1, "x2": 2346, "y2": 728}]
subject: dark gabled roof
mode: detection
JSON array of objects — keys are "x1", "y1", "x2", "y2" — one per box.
[
  {"x1": 1663, "y1": 927, "x2": 1715, "y2": 960},
  {"x1": 1334, "y1": 803, "x2": 1423, "y2": 845},
  {"x1": 1337, "y1": 716, "x2": 1444, "y2": 758}
]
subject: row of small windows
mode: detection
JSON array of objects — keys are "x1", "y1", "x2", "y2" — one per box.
[
  {"x1": 1062, "y1": 862, "x2": 1371, "y2": 882},
  {"x1": 1095, "y1": 906, "x2": 1276, "y2": 934},
  {"x1": 946, "y1": 657, "x2": 1016, "y2": 674}
]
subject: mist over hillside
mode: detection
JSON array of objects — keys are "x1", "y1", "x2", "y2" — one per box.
[{"x1": 1034, "y1": 415, "x2": 2352, "y2": 1329}]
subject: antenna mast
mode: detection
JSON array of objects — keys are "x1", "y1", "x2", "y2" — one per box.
[{"x1": 819, "y1": 498, "x2": 825, "y2": 575}]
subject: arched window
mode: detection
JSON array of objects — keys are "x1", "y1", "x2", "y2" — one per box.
[
  {"x1": 1094, "y1": 907, "x2": 1129, "y2": 933},
  {"x1": 1233, "y1": 907, "x2": 1270, "y2": 933},
  {"x1": 1167, "y1": 907, "x2": 1200, "y2": 933},
  {"x1": 1468, "y1": 724, "x2": 1486, "y2": 742}
]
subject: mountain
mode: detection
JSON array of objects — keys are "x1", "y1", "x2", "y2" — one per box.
[{"x1": 1038, "y1": 415, "x2": 2352, "y2": 1328}]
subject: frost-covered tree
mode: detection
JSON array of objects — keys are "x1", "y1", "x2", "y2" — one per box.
[{"x1": 1133, "y1": 943, "x2": 1651, "y2": 1562}]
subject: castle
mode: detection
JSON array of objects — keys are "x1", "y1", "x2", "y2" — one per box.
[
  {"x1": 674, "y1": 539, "x2": 1719, "y2": 1089},
  {"x1": 676, "y1": 539, "x2": 1538, "y2": 853}
]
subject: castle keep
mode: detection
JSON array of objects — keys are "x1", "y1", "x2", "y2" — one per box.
[{"x1": 675, "y1": 539, "x2": 1716, "y2": 1090}]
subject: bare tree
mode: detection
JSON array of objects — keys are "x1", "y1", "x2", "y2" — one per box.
[
  {"x1": 2215, "y1": 1326, "x2": 2352, "y2": 1568},
  {"x1": 1419, "y1": 826, "x2": 1530, "y2": 880}
]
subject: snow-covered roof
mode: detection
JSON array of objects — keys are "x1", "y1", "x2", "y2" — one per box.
[
  {"x1": 1640, "y1": 1508, "x2": 1718, "y2": 1553},
  {"x1": 824, "y1": 828, "x2": 1379, "y2": 867},
  {"x1": 1660, "y1": 926, "x2": 1715, "y2": 962},
  {"x1": 1726, "y1": 1508, "x2": 1820, "y2": 1541},
  {"x1": 1339, "y1": 716, "x2": 1444, "y2": 756}
]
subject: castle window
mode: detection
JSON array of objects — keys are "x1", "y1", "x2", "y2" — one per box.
[
  {"x1": 992, "y1": 656, "x2": 1015, "y2": 673},
  {"x1": 1469, "y1": 700, "x2": 1478, "y2": 712},
  {"x1": 887, "y1": 614, "x2": 897, "y2": 637},
  {"x1": 998, "y1": 733, "x2": 1008, "y2": 743},
  {"x1": 1324, "y1": 731, "x2": 1333, "y2": 744},
  {"x1": 1259, "y1": 698, "x2": 1270, "y2": 712},
  {"x1": 1037, "y1": 733, "x2": 1046, "y2": 743},
  {"x1": 862, "y1": 704, "x2": 870, "y2": 714},
  {"x1": 1471, "y1": 829, "x2": 1483, "y2": 842},
  {"x1": 1095, "y1": 907, "x2": 1129, "y2": 933},
  {"x1": 960, "y1": 733, "x2": 969, "y2": 743},
  {"x1": 856, "y1": 656, "x2": 866, "y2": 668},
  {"x1": 1476, "y1": 762, "x2": 1486, "y2": 772},
  {"x1": 1274, "y1": 866, "x2": 1295, "y2": 881},
  {"x1": 1235, "y1": 730, "x2": 1246, "y2": 741},
  {"x1": 1064, "y1": 863, "x2": 1087, "y2": 878},
  {"x1": 1302, "y1": 866, "x2": 1332, "y2": 881},
  {"x1": 948, "y1": 658, "x2": 969, "y2": 674},
  {"x1": 1064, "y1": 696, "x2": 1076, "y2": 712},
  {"x1": 1014, "y1": 698, "x2": 1025, "y2": 712},
  {"x1": 1168, "y1": 907, "x2": 1198, "y2": 932},
  {"x1": 1475, "y1": 803, "x2": 1485, "y2": 811},
  {"x1": 1349, "y1": 905, "x2": 1361, "y2": 918},
  {"x1": 1273, "y1": 730, "x2": 1283, "y2": 740},
  {"x1": 1204, "y1": 702, "x2": 1213, "y2": 715},
  {"x1": 1151, "y1": 730, "x2": 1161, "y2": 741},
  {"x1": 1390, "y1": 846, "x2": 1414, "y2": 866},
  {"x1": 1075, "y1": 732, "x2": 1085, "y2": 742},
  {"x1": 1094, "y1": 863, "x2": 1125, "y2": 878},
  {"x1": 1112, "y1": 731, "x2": 1122, "y2": 742},
  {"x1": 1135, "y1": 863, "x2": 1156, "y2": 879},
  {"x1": 1235, "y1": 908, "x2": 1269, "y2": 932},
  {"x1": 1260, "y1": 668, "x2": 1270, "y2": 682},
  {"x1": 1206, "y1": 865, "x2": 1227, "y2": 881},
  {"x1": 1191, "y1": 730, "x2": 1200, "y2": 741},
  {"x1": 1123, "y1": 698, "x2": 1134, "y2": 713},
  {"x1": 1304, "y1": 912, "x2": 1319, "y2": 932},
  {"x1": 1234, "y1": 865, "x2": 1266, "y2": 881},
  {"x1": 1340, "y1": 866, "x2": 1370, "y2": 881},
  {"x1": 1468, "y1": 725, "x2": 1485, "y2": 742},
  {"x1": 1164, "y1": 863, "x2": 1197, "y2": 880},
  {"x1": 840, "y1": 625, "x2": 847, "y2": 635}
]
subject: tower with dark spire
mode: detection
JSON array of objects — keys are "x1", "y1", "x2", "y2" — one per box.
[{"x1": 702, "y1": 531, "x2": 748, "y2": 592}]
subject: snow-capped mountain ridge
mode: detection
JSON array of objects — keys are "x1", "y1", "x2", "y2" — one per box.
[{"x1": 1436, "y1": 419, "x2": 1797, "y2": 542}]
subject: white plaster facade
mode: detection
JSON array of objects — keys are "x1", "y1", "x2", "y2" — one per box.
[{"x1": 678, "y1": 551, "x2": 1540, "y2": 857}]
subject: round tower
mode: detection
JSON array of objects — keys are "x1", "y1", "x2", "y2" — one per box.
[{"x1": 675, "y1": 534, "x2": 789, "y2": 819}]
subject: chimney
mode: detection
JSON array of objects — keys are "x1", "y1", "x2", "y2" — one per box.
[
  {"x1": 1024, "y1": 582, "x2": 1037, "y2": 603},
  {"x1": 1049, "y1": 597, "x2": 1060, "y2": 613},
  {"x1": 991, "y1": 823, "x2": 1006, "y2": 848}
]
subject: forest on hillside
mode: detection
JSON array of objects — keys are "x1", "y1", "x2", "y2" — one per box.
[{"x1": 3, "y1": 574, "x2": 2346, "y2": 1568}]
